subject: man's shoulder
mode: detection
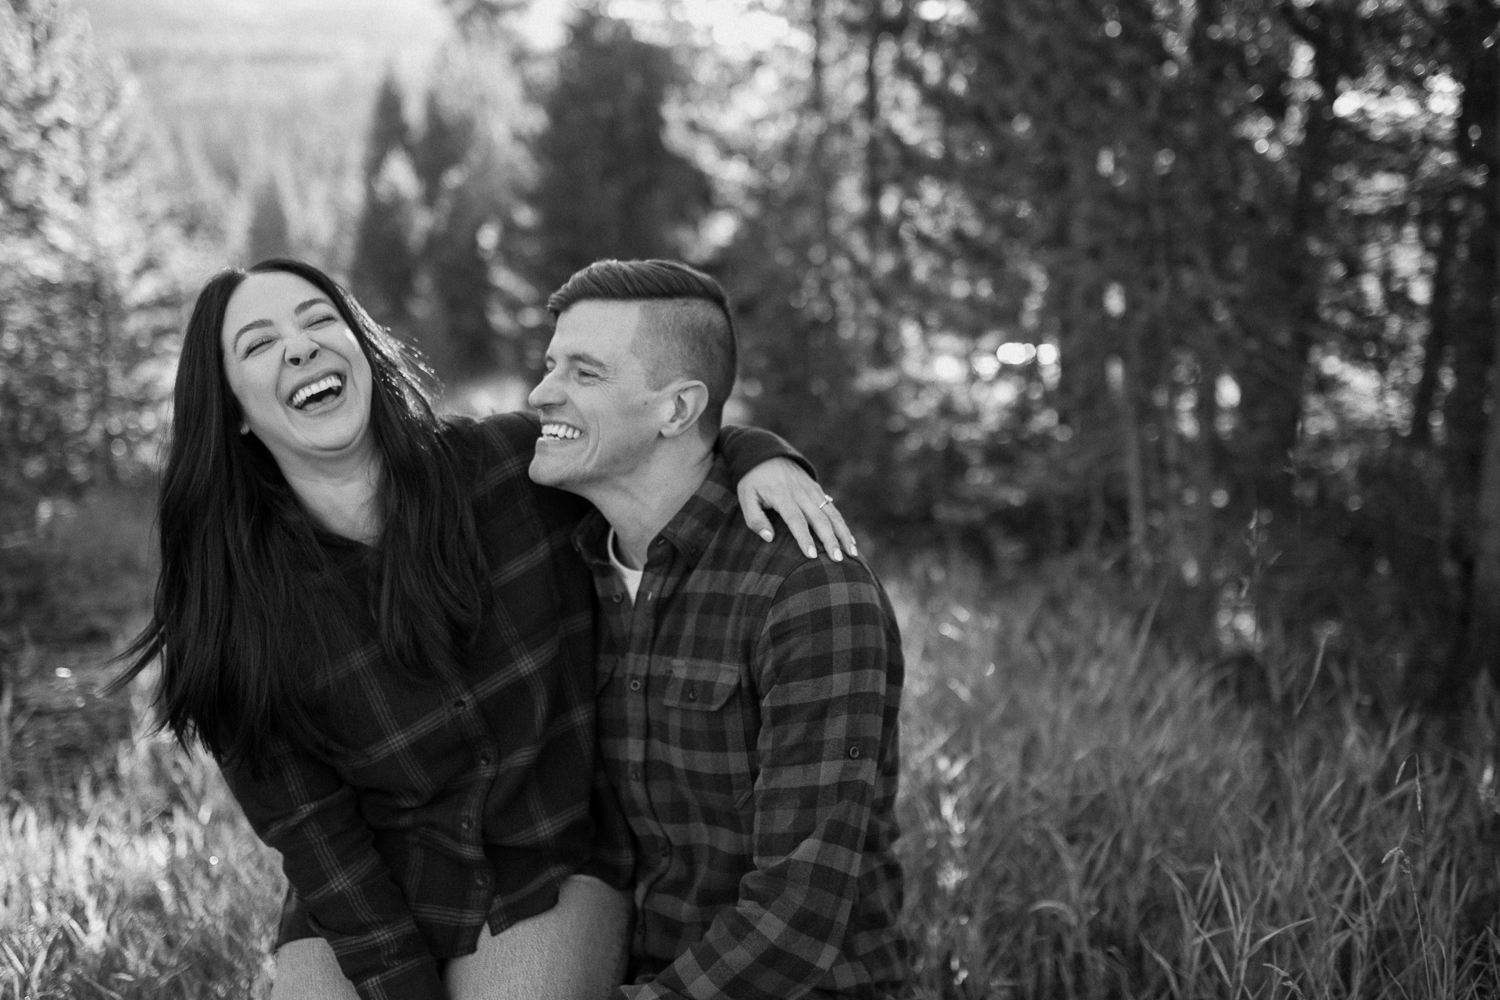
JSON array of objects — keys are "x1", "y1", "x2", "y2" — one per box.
[{"x1": 704, "y1": 514, "x2": 891, "y2": 614}]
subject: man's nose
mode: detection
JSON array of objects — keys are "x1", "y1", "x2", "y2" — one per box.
[{"x1": 528, "y1": 371, "x2": 561, "y2": 408}]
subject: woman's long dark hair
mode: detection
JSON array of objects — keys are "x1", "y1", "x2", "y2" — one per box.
[{"x1": 115, "y1": 258, "x2": 489, "y2": 775}]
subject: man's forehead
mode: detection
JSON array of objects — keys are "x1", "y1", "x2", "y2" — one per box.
[{"x1": 552, "y1": 300, "x2": 642, "y2": 349}]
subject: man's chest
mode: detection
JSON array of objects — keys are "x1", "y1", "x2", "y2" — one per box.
[{"x1": 594, "y1": 585, "x2": 767, "y2": 818}]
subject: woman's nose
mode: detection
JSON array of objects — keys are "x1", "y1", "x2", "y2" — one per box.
[{"x1": 286, "y1": 340, "x2": 320, "y2": 367}]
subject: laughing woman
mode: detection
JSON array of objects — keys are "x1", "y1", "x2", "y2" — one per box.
[{"x1": 115, "y1": 259, "x2": 850, "y2": 1000}]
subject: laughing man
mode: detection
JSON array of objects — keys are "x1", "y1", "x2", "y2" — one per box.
[{"x1": 527, "y1": 259, "x2": 908, "y2": 1000}]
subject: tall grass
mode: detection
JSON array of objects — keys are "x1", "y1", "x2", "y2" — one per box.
[
  {"x1": 2, "y1": 505, "x2": 1497, "y2": 996},
  {"x1": 0, "y1": 683, "x2": 282, "y2": 999},
  {"x1": 888, "y1": 555, "x2": 1500, "y2": 999}
]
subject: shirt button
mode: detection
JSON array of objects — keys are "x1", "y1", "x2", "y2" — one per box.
[
  {"x1": 848, "y1": 744, "x2": 862, "y2": 759},
  {"x1": 460, "y1": 819, "x2": 473, "y2": 832},
  {"x1": 453, "y1": 699, "x2": 466, "y2": 711},
  {"x1": 629, "y1": 678, "x2": 642, "y2": 692},
  {"x1": 478, "y1": 753, "x2": 492, "y2": 766},
  {"x1": 474, "y1": 872, "x2": 489, "y2": 887},
  {"x1": 613, "y1": 593, "x2": 624, "y2": 603},
  {"x1": 630, "y1": 767, "x2": 642, "y2": 781},
  {"x1": 685, "y1": 685, "x2": 697, "y2": 701},
  {"x1": 658, "y1": 843, "x2": 670, "y2": 858}
]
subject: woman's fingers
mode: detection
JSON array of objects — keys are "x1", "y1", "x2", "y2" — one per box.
[
  {"x1": 739, "y1": 490, "x2": 776, "y2": 543},
  {"x1": 796, "y1": 493, "x2": 845, "y2": 562},
  {"x1": 780, "y1": 499, "x2": 821, "y2": 560},
  {"x1": 736, "y1": 459, "x2": 860, "y2": 560},
  {"x1": 819, "y1": 497, "x2": 857, "y2": 558}
]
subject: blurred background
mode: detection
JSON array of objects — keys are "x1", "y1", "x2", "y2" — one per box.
[{"x1": 2, "y1": 0, "x2": 1500, "y2": 996}]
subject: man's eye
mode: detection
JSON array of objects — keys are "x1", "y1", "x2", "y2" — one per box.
[{"x1": 577, "y1": 370, "x2": 598, "y2": 380}]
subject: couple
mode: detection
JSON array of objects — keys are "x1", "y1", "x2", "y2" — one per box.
[{"x1": 121, "y1": 257, "x2": 907, "y2": 999}]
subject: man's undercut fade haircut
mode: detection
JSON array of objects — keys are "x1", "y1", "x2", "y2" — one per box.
[{"x1": 548, "y1": 259, "x2": 737, "y2": 434}]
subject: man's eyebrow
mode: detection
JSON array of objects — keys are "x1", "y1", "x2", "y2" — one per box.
[{"x1": 564, "y1": 350, "x2": 612, "y2": 371}]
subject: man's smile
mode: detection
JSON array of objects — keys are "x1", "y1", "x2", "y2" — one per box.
[{"x1": 541, "y1": 422, "x2": 583, "y2": 441}]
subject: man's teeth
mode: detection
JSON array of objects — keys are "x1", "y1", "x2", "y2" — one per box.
[
  {"x1": 290, "y1": 375, "x2": 343, "y2": 409},
  {"x1": 542, "y1": 423, "x2": 582, "y2": 440}
]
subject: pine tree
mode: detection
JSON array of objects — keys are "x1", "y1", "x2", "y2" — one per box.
[
  {"x1": 408, "y1": 29, "x2": 536, "y2": 383},
  {"x1": 245, "y1": 176, "x2": 292, "y2": 263},
  {"x1": 351, "y1": 72, "x2": 421, "y2": 328},
  {"x1": 527, "y1": 8, "x2": 711, "y2": 297},
  {"x1": 0, "y1": 0, "x2": 190, "y2": 504}
]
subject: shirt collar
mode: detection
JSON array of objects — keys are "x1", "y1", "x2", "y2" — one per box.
[{"x1": 572, "y1": 455, "x2": 736, "y2": 572}]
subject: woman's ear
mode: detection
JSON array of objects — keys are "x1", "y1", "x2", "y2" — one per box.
[{"x1": 659, "y1": 381, "x2": 709, "y2": 439}]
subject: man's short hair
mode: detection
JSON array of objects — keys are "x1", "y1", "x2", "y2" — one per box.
[{"x1": 547, "y1": 259, "x2": 737, "y2": 434}]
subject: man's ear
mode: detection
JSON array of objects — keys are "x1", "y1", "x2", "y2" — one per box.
[{"x1": 659, "y1": 380, "x2": 710, "y2": 439}]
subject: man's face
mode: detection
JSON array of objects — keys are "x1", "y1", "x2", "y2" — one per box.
[{"x1": 528, "y1": 300, "x2": 667, "y2": 494}]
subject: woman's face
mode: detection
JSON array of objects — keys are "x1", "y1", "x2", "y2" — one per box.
[{"x1": 220, "y1": 271, "x2": 377, "y2": 478}]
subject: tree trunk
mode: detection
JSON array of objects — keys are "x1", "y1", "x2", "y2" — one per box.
[
  {"x1": 1458, "y1": 46, "x2": 1500, "y2": 690},
  {"x1": 1409, "y1": 200, "x2": 1461, "y2": 446},
  {"x1": 1110, "y1": 352, "x2": 1150, "y2": 575},
  {"x1": 1236, "y1": 3, "x2": 1342, "y2": 506}
]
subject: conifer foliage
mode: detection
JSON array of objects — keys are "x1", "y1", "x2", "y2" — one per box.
[
  {"x1": 0, "y1": 0, "x2": 190, "y2": 513},
  {"x1": 525, "y1": 8, "x2": 712, "y2": 298}
]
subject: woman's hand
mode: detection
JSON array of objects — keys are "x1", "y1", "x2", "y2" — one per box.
[{"x1": 737, "y1": 457, "x2": 856, "y2": 560}]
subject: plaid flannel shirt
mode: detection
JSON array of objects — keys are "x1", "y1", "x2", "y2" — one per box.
[
  {"x1": 577, "y1": 457, "x2": 909, "y2": 1000},
  {"x1": 220, "y1": 414, "x2": 800, "y2": 1000}
]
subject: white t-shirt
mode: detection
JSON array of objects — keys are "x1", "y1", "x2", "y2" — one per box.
[{"x1": 607, "y1": 527, "x2": 643, "y2": 603}]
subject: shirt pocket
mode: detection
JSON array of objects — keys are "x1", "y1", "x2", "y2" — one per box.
[
  {"x1": 656, "y1": 658, "x2": 756, "y2": 811},
  {"x1": 660, "y1": 659, "x2": 739, "y2": 711}
]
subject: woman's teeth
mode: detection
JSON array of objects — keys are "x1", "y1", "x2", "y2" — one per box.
[
  {"x1": 290, "y1": 374, "x2": 344, "y2": 409},
  {"x1": 542, "y1": 423, "x2": 581, "y2": 440}
]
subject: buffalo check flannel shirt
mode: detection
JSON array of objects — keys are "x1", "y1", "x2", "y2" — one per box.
[
  {"x1": 577, "y1": 457, "x2": 909, "y2": 1000},
  {"x1": 220, "y1": 414, "x2": 802, "y2": 1000}
]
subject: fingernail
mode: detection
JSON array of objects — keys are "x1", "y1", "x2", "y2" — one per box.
[
  {"x1": 760, "y1": 529, "x2": 774, "y2": 542},
  {"x1": 832, "y1": 550, "x2": 843, "y2": 561},
  {"x1": 806, "y1": 546, "x2": 817, "y2": 558},
  {"x1": 850, "y1": 544, "x2": 859, "y2": 556}
]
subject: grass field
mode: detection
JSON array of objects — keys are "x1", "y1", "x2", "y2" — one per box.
[{"x1": 1, "y1": 492, "x2": 1497, "y2": 998}]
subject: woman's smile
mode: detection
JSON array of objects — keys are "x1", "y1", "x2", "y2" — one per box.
[
  {"x1": 220, "y1": 270, "x2": 376, "y2": 474},
  {"x1": 287, "y1": 372, "x2": 346, "y2": 411}
]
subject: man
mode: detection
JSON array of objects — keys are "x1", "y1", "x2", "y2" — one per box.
[{"x1": 528, "y1": 258, "x2": 908, "y2": 1000}]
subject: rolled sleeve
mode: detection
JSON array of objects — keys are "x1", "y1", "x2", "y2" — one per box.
[{"x1": 718, "y1": 425, "x2": 816, "y2": 481}]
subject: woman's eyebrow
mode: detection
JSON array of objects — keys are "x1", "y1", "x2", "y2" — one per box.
[
  {"x1": 232, "y1": 298, "x2": 334, "y2": 350},
  {"x1": 232, "y1": 318, "x2": 273, "y2": 349}
]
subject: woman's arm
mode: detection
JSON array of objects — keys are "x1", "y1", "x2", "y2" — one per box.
[
  {"x1": 508, "y1": 412, "x2": 855, "y2": 559},
  {"x1": 718, "y1": 426, "x2": 856, "y2": 561},
  {"x1": 220, "y1": 739, "x2": 447, "y2": 1000}
]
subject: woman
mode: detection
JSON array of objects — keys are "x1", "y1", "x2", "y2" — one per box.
[{"x1": 116, "y1": 259, "x2": 849, "y2": 1000}]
